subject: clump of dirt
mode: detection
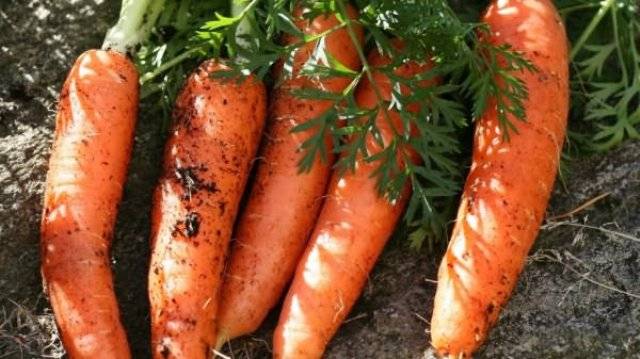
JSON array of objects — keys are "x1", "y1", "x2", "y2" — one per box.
[
  {"x1": 0, "y1": 298, "x2": 63, "y2": 358},
  {"x1": 1, "y1": 1, "x2": 639, "y2": 359}
]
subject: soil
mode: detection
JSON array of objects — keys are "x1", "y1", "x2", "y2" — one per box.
[{"x1": 0, "y1": 1, "x2": 638, "y2": 358}]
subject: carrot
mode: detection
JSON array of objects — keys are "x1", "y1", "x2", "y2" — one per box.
[
  {"x1": 429, "y1": 0, "x2": 570, "y2": 356},
  {"x1": 272, "y1": 43, "x2": 433, "y2": 359},
  {"x1": 147, "y1": 60, "x2": 266, "y2": 359},
  {"x1": 215, "y1": 5, "x2": 363, "y2": 345},
  {"x1": 39, "y1": 1, "x2": 166, "y2": 354},
  {"x1": 40, "y1": 49, "x2": 138, "y2": 359}
]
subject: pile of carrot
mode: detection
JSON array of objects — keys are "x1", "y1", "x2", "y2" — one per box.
[{"x1": 40, "y1": 0, "x2": 568, "y2": 358}]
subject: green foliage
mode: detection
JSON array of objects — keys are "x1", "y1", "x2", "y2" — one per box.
[
  {"x1": 132, "y1": 0, "x2": 639, "y2": 250},
  {"x1": 558, "y1": 0, "x2": 640, "y2": 151},
  {"x1": 133, "y1": 0, "x2": 535, "y2": 249},
  {"x1": 134, "y1": 0, "x2": 227, "y2": 128}
]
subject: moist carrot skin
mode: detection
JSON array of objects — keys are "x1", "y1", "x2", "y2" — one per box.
[
  {"x1": 273, "y1": 45, "x2": 432, "y2": 359},
  {"x1": 148, "y1": 60, "x2": 266, "y2": 359},
  {"x1": 215, "y1": 6, "x2": 363, "y2": 344},
  {"x1": 430, "y1": 0, "x2": 569, "y2": 356},
  {"x1": 40, "y1": 49, "x2": 138, "y2": 359}
]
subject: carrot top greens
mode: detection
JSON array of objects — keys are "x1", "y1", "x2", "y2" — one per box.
[
  {"x1": 559, "y1": 0, "x2": 639, "y2": 151},
  {"x1": 134, "y1": 0, "x2": 639, "y2": 248}
]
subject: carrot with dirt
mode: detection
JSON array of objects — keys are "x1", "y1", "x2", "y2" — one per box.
[
  {"x1": 40, "y1": 1, "x2": 164, "y2": 357},
  {"x1": 429, "y1": 0, "x2": 569, "y2": 356},
  {"x1": 215, "y1": 4, "x2": 363, "y2": 346},
  {"x1": 147, "y1": 60, "x2": 266, "y2": 358},
  {"x1": 272, "y1": 42, "x2": 434, "y2": 359}
]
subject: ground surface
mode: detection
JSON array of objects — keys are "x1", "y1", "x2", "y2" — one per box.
[{"x1": 1, "y1": 1, "x2": 639, "y2": 358}]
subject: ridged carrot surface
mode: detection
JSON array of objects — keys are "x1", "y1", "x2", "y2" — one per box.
[
  {"x1": 215, "y1": 5, "x2": 363, "y2": 345},
  {"x1": 273, "y1": 44, "x2": 432, "y2": 359},
  {"x1": 41, "y1": 49, "x2": 139, "y2": 359},
  {"x1": 148, "y1": 60, "x2": 266, "y2": 359},
  {"x1": 430, "y1": 0, "x2": 569, "y2": 356}
]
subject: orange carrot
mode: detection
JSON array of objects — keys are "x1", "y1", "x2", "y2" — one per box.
[
  {"x1": 215, "y1": 5, "x2": 363, "y2": 345},
  {"x1": 429, "y1": 0, "x2": 569, "y2": 356},
  {"x1": 40, "y1": 49, "x2": 138, "y2": 359},
  {"x1": 148, "y1": 60, "x2": 266, "y2": 359},
  {"x1": 273, "y1": 44, "x2": 433, "y2": 359}
]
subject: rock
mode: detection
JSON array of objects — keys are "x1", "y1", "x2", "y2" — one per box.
[{"x1": 1, "y1": 1, "x2": 638, "y2": 358}]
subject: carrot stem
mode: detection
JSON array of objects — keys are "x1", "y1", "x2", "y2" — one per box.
[
  {"x1": 139, "y1": 46, "x2": 203, "y2": 84},
  {"x1": 140, "y1": 0, "x2": 258, "y2": 85},
  {"x1": 102, "y1": 0, "x2": 166, "y2": 53},
  {"x1": 231, "y1": 0, "x2": 256, "y2": 40},
  {"x1": 231, "y1": 0, "x2": 259, "y2": 62},
  {"x1": 335, "y1": 0, "x2": 403, "y2": 143},
  {"x1": 559, "y1": 3, "x2": 598, "y2": 16},
  {"x1": 610, "y1": 5, "x2": 629, "y2": 84},
  {"x1": 569, "y1": 0, "x2": 614, "y2": 60}
]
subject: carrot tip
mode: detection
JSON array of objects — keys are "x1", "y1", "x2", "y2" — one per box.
[{"x1": 214, "y1": 330, "x2": 229, "y2": 351}]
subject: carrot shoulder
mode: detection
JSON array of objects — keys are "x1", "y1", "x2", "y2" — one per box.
[
  {"x1": 215, "y1": 6, "x2": 363, "y2": 344},
  {"x1": 430, "y1": 0, "x2": 569, "y2": 356},
  {"x1": 273, "y1": 44, "x2": 432, "y2": 359},
  {"x1": 148, "y1": 61, "x2": 266, "y2": 359},
  {"x1": 40, "y1": 49, "x2": 138, "y2": 359}
]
